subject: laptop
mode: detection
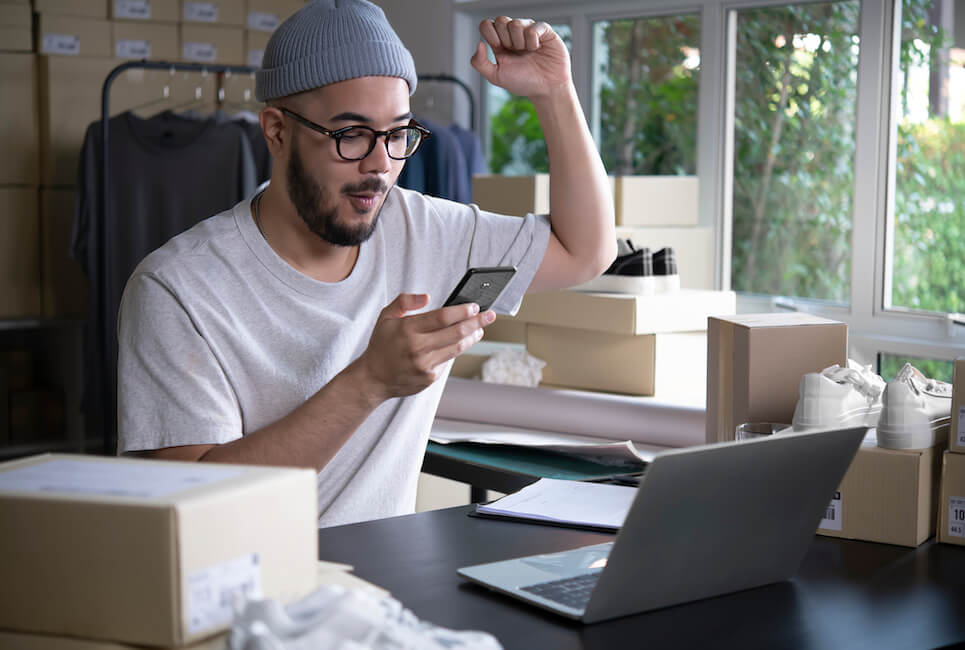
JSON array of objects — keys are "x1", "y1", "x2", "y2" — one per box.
[{"x1": 457, "y1": 426, "x2": 866, "y2": 623}]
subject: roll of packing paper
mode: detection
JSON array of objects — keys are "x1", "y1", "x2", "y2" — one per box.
[{"x1": 436, "y1": 377, "x2": 705, "y2": 448}]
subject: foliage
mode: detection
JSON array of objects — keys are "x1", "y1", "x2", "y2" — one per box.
[{"x1": 878, "y1": 355, "x2": 953, "y2": 383}]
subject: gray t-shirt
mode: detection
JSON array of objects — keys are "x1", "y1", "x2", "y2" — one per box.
[{"x1": 117, "y1": 185, "x2": 550, "y2": 527}]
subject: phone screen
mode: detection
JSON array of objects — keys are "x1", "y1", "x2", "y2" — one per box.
[{"x1": 443, "y1": 266, "x2": 517, "y2": 311}]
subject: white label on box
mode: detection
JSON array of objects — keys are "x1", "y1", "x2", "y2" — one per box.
[
  {"x1": 115, "y1": 0, "x2": 151, "y2": 19},
  {"x1": 247, "y1": 48, "x2": 264, "y2": 68},
  {"x1": 0, "y1": 459, "x2": 241, "y2": 498},
  {"x1": 820, "y1": 491, "x2": 843, "y2": 531},
  {"x1": 958, "y1": 406, "x2": 965, "y2": 446},
  {"x1": 183, "y1": 41, "x2": 217, "y2": 62},
  {"x1": 247, "y1": 10, "x2": 280, "y2": 31},
  {"x1": 950, "y1": 496, "x2": 965, "y2": 538},
  {"x1": 116, "y1": 39, "x2": 151, "y2": 59},
  {"x1": 187, "y1": 553, "x2": 262, "y2": 635},
  {"x1": 41, "y1": 33, "x2": 80, "y2": 56},
  {"x1": 184, "y1": 1, "x2": 218, "y2": 22}
]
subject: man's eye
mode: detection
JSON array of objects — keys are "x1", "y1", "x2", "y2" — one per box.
[{"x1": 341, "y1": 129, "x2": 368, "y2": 141}]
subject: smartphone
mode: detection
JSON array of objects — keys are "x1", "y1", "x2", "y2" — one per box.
[{"x1": 443, "y1": 266, "x2": 517, "y2": 312}]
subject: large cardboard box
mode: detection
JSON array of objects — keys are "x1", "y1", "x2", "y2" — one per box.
[
  {"x1": 36, "y1": 14, "x2": 113, "y2": 57},
  {"x1": 472, "y1": 174, "x2": 550, "y2": 216},
  {"x1": 514, "y1": 289, "x2": 736, "y2": 336},
  {"x1": 112, "y1": 20, "x2": 179, "y2": 60},
  {"x1": 0, "y1": 630, "x2": 227, "y2": 649},
  {"x1": 0, "y1": 453, "x2": 318, "y2": 646},
  {"x1": 246, "y1": 0, "x2": 302, "y2": 31},
  {"x1": 182, "y1": 0, "x2": 245, "y2": 26},
  {"x1": 245, "y1": 27, "x2": 270, "y2": 67},
  {"x1": 34, "y1": 0, "x2": 108, "y2": 18},
  {"x1": 180, "y1": 23, "x2": 244, "y2": 64},
  {"x1": 110, "y1": 0, "x2": 180, "y2": 22},
  {"x1": 938, "y1": 450, "x2": 965, "y2": 545},
  {"x1": 41, "y1": 188, "x2": 88, "y2": 317},
  {"x1": 0, "y1": 187, "x2": 42, "y2": 318},
  {"x1": 0, "y1": 4, "x2": 31, "y2": 51},
  {"x1": 817, "y1": 440, "x2": 942, "y2": 547},
  {"x1": 614, "y1": 175, "x2": 699, "y2": 226},
  {"x1": 951, "y1": 358, "x2": 965, "y2": 454},
  {"x1": 0, "y1": 4, "x2": 31, "y2": 28},
  {"x1": 706, "y1": 313, "x2": 848, "y2": 443},
  {"x1": 0, "y1": 53, "x2": 39, "y2": 185}
]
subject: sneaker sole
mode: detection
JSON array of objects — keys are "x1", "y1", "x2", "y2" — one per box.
[
  {"x1": 792, "y1": 406, "x2": 881, "y2": 431},
  {"x1": 876, "y1": 416, "x2": 950, "y2": 450},
  {"x1": 571, "y1": 275, "x2": 656, "y2": 295}
]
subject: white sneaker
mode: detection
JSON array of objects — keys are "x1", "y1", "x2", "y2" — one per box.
[
  {"x1": 877, "y1": 363, "x2": 953, "y2": 450},
  {"x1": 792, "y1": 360, "x2": 886, "y2": 432},
  {"x1": 229, "y1": 584, "x2": 503, "y2": 650}
]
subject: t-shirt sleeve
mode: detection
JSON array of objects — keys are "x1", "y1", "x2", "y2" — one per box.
[{"x1": 116, "y1": 271, "x2": 242, "y2": 454}]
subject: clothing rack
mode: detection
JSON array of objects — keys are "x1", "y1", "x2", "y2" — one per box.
[
  {"x1": 97, "y1": 60, "x2": 257, "y2": 454},
  {"x1": 416, "y1": 73, "x2": 476, "y2": 132}
]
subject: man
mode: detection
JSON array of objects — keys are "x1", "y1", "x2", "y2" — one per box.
[{"x1": 118, "y1": 0, "x2": 615, "y2": 527}]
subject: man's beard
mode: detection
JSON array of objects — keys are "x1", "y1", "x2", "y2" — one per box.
[{"x1": 286, "y1": 135, "x2": 387, "y2": 247}]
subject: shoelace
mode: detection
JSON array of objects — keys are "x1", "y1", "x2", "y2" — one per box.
[
  {"x1": 895, "y1": 363, "x2": 952, "y2": 397},
  {"x1": 823, "y1": 363, "x2": 884, "y2": 402}
]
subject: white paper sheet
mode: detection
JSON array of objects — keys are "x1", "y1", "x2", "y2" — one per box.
[
  {"x1": 476, "y1": 478, "x2": 637, "y2": 530},
  {"x1": 431, "y1": 418, "x2": 666, "y2": 464},
  {"x1": 437, "y1": 377, "x2": 705, "y2": 448}
]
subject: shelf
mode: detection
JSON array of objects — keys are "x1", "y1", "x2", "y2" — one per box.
[
  {"x1": 0, "y1": 318, "x2": 85, "y2": 332},
  {"x1": 0, "y1": 438, "x2": 104, "y2": 462}
]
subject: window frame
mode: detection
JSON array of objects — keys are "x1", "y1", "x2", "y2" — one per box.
[{"x1": 453, "y1": 0, "x2": 965, "y2": 364}]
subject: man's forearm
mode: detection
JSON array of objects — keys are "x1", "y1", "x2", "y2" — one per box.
[
  {"x1": 532, "y1": 83, "x2": 616, "y2": 287},
  {"x1": 199, "y1": 359, "x2": 382, "y2": 472}
]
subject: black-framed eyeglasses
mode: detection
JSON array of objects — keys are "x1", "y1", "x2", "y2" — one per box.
[{"x1": 279, "y1": 107, "x2": 431, "y2": 161}]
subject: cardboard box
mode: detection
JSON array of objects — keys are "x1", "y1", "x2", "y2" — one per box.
[
  {"x1": 482, "y1": 314, "x2": 527, "y2": 344},
  {"x1": 0, "y1": 630, "x2": 227, "y2": 650},
  {"x1": 182, "y1": 0, "x2": 245, "y2": 26},
  {"x1": 472, "y1": 174, "x2": 550, "y2": 216},
  {"x1": 41, "y1": 188, "x2": 88, "y2": 317},
  {"x1": 450, "y1": 353, "x2": 489, "y2": 380},
  {"x1": 514, "y1": 289, "x2": 736, "y2": 336},
  {"x1": 0, "y1": 25, "x2": 32, "y2": 51},
  {"x1": 706, "y1": 313, "x2": 848, "y2": 443},
  {"x1": 110, "y1": 0, "x2": 180, "y2": 22},
  {"x1": 37, "y1": 14, "x2": 113, "y2": 57},
  {"x1": 951, "y1": 358, "x2": 965, "y2": 454},
  {"x1": 34, "y1": 0, "x2": 108, "y2": 18},
  {"x1": 817, "y1": 440, "x2": 942, "y2": 547},
  {"x1": 0, "y1": 453, "x2": 318, "y2": 646},
  {"x1": 180, "y1": 23, "x2": 244, "y2": 64},
  {"x1": 938, "y1": 450, "x2": 965, "y2": 545},
  {"x1": 112, "y1": 20, "x2": 179, "y2": 60},
  {"x1": 614, "y1": 175, "x2": 699, "y2": 226},
  {"x1": 0, "y1": 53, "x2": 39, "y2": 184},
  {"x1": 0, "y1": 2, "x2": 30, "y2": 26},
  {"x1": 0, "y1": 187, "x2": 42, "y2": 318},
  {"x1": 245, "y1": 0, "x2": 302, "y2": 31},
  {"x1": 245, "y1": 27, "x2": 270, "y2": 67}
]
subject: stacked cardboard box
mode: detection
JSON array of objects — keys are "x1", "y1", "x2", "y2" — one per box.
[
  {"x1": 938, "y1": 358, "x2": 965, "y2": 546},
  {"x1": 0, "y1": 1, "x2": 31, "y2": 52}
]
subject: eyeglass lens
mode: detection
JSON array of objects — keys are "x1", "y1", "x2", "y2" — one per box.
[{"x1": 337, "y1": 126, "x2": 424, "y2": 160}]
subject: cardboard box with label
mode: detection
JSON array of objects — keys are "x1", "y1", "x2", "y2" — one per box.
[
  {"x1": 110, "y1": 0, "x2": 180, "y2": 22},
  {"x1": 938, "y1": 450, "x2": 965, "y2": 545},
  {"x1": 36, "y1": 14, "x2": 113, "y2": 57},
  {"x1": 950, "y1": 358, "x2": 965, "y2": 454},
  {"x1": 614, "y1": 175, "x2": 699, "y2": 227},
  {"x1": 514, "y1": 289, "x2": 737, "y2": 336},
  {"x1": 818, "y1": 439, "x2": 942, "y2": 547},
  {"x1": 182, "y1": 0, "x2": 245, "y2": 26},
  {"x1": 41, "y1": 188, "x2": 88, "y2": 317},
  {"x1": 706, "y1": 313, "x2": 848, "y2": 443},
  {"x1": 472, "y1": 174, "x2": 550, "y2": 216},
  {"x1": 0, "y1": 53, "x2": 39, "y2": 185},
  {"x1": 245, "y1": 27, "x2": 270, "y2": 68},
  {"x1": 180, "y1": 23, "x2": 244, "y2": 64},
  {"x1": 0, "y1": 187, "x2": 42, "y2": 318},
  {"x1": 112, "y1": 20, "x2": 178, "y2": 60},
  {"x1": 0, "y1": 453, "x2": 318, "y2": 647},
  {"x1": 0, "y1": 3, "x2": 32, "y2": 52},
  {"x1": 34, "y1": 0, "x2": 109, "y2": 18},
  {"x1": 246, "y1": 0, "x2": 302, "y2": 32}
]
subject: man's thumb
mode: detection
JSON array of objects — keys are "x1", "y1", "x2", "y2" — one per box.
[
  {"x1": 470, "y1": 42, "x2": 497, "y2": 83},
  {"x1": 382, "y1": 293, "x2": 430, "y2": 319}
]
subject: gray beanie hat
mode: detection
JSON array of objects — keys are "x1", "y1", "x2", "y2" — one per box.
[{"x1": 255, "y1": 0, "x2": 417, "y2": 102}]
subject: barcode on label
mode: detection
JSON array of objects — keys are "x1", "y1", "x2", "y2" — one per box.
[
  {"x1": 820, "y1": 491, "x2": 843, "y2": 531},
  {"x1": 247, "y1": 10, "x2": 280, "y2": 31},
  {"x1": 184, "y1": 1, "x2": 217, "y2": 22},
  {"x1": 42, "y1": 33, "x2": 80, "y2": 55},
  {"x1": 957, "y1": 407, "x2": 965, "y2": 446},
  {"x1": 115, "y1": 0, "x2": 150, "y2": 19},
  {"x1": 116, "y1": 39, "x2": 151, "y2": 58},
  {"x1": 183, "y1": 42, "x2": 217, "y2": 62},
  {"x1": 949, "y1": 496, "x2": 965, "y2": 539}
]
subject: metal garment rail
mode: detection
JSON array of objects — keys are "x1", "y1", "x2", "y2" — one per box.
[{"x1": 417, "y1": 73, "x2": 476, "y2": 132}]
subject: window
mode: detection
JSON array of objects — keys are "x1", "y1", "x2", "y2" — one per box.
[
  {"x1": 729, "y1": 2, "x2": 861, "y2": 303},
  {"x1": 888, "y1": 0, "x2": 965, "y2": 316},
  {"x1": 593, "y1": 13, "x2": 700, "y2": 176}
]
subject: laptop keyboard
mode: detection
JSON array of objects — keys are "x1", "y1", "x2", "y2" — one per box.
[{"x1": 520, "y1": 571, "x2": 601, "y2": 610}]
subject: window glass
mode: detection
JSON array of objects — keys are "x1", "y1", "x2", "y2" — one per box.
[
  {"x1": 890, "y1": 0, "x2": 965, "y2": 315},
  {"x1": 730, "y1": 2, "x2": 860, "y2": 302},
  {"x1": 486, "y1": 24, "x2": 572, "y2": 175},
  {"x1": 878, "y1": 353, "x2": 953, "y2": 383},
  {"x1": 593, "y1": 14, "x2": 700, "y2": 175}
]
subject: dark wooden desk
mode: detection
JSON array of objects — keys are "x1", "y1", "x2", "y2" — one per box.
[{"x1": 317, "y1": 506, "x2": 965, "y2": 650}]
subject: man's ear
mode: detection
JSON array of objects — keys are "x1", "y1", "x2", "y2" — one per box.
[{"x1": 259, "y1": 106, "x2": 287, "y2": 158}]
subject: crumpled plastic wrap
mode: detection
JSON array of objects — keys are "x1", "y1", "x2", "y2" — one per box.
[{"x1": 480, "y1": 348, "x2": 547, "y2": 387}]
